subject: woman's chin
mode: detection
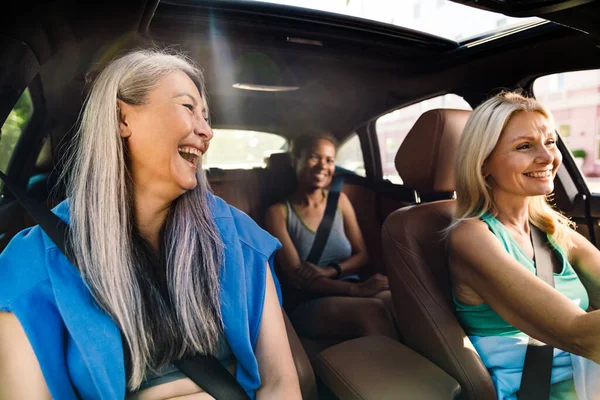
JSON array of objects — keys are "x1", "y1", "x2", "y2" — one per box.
[
  {"x1": 172, "y1": 161, "x2": 199, "y2": 191},
  {"x1": 308, "y1": 177, "x2": 331, "y2": 189},
  {"x1": 180, "y1": 176, "x2": 198, "y2": 191},
  {"x1": 171, "y1": 173, "x2": 198, "y2": 192},
  {"x1": 529, "y1": 184, "x2": 554, "y2": 197}
]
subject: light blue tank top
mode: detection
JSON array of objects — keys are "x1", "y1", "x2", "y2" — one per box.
[{"x1": 285, "y1": 199, "x2": 352, "y2": 267}]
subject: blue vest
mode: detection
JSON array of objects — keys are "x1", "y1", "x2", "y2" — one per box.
[{"x1": 0, "y1": 194, "x2": 281, "y2": 399}]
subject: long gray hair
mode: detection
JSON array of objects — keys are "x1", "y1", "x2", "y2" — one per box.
[{"x1": 63, "y1": 49, "x2": 224, "y2": 389}]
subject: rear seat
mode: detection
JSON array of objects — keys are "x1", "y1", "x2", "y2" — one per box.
[
  {"x1": 206, "y1": 153, "x2": 392, "y2": 278},
  {"x1": 207, "y1": 168, "x2": 264, "y2": 222}
]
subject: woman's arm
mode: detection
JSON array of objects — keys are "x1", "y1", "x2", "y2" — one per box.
[
  {"x1": 265, "y1": 203, "x2": 307, "y2": 281},
  {"x1": 449, "y1": 219, "x2": 600, "y2": 363},
  {"x1": 567, "y1": 228, "x2": 600, "y2": 310},
  {"x1": 254, "y1": 267, "x2": 301, "y2": 399},
  {"x1": 0, "y1": 312, "x2": 52, "y2": 399},
  {"x1": 338, "y1": 192, "x2": 369, "y2": 277},
  {"x1": 265, "y1": 204, "x2": 351, "y2": 295}
]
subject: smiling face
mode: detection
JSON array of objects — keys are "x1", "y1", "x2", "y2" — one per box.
[
  {"x1": 296, "y1": 138, "x2": 336, "y2": 190},
  {"x1": 119, "y1": 70, "x2": 213, "y2": 199},
  {"x1": 483, "y1": 111, "x2": 561, "y2": 202}
]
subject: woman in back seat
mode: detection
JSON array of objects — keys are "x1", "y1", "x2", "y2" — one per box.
[
  {"x1": 265, "y1": 134, "x2": 398, "y2": 342},
  {"x1": 448, "y1": 92, "x2": 600, "y2": 399}
]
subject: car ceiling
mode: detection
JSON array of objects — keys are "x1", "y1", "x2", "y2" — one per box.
[{"x1": 1, "y1": 0, "x2": 600, "y2": 161}]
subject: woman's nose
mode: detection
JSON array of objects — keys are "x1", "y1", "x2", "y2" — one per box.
[
  {"x1": 195, "y1": 118, "x2": 213, "y2": 141},
  {"x1": 535, "y1": 145, "x2": 554, "y2": 164}
]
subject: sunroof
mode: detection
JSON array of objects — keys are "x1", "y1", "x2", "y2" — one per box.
[{"x1": 244, "y1": 0, "x2": 545, "y2": 42}]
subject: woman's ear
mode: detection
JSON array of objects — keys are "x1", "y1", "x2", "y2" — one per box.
[
  {"x1": 117, "y1": 100, "x2": 132, "y2": 138},
  {"x1": 481, "y1": 162, "x2": 489, "y2": 178}
]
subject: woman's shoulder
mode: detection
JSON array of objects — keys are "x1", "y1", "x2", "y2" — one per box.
[
  {"x1": 0, "y1": 225, "x2": 51, "y2": 308},
  {"x1": 209, "y1": 193, "x2": 282, "y2": 258},
  {"x1": 448, "y1": 218, "x2": 493, "y2": 251},
  {"x1": 0, "y1": 199, "x2": 72, "y2": 309},
  {"x1": 265, "y1": 202, "x2": 287, "y2": 220}
]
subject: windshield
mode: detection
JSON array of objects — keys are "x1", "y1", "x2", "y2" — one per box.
[{"x1": 245, "y1": 0, "x2": 544, "y2": 42}]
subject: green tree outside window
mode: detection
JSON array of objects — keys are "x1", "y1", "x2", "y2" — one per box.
[
  {"x1": 0, "y1": 88, "x2": 34, "y2": 191},
  {"x1": 0, "y1": 89, "x2": 33, "y2": 172}
]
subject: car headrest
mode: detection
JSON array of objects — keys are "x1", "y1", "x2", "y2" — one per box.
[
  {"x1": 395, "y1": 109, "x2": 471, "y2": 193},
  {"x1": 266, "y1": 152, "x2": 293, "y2": 169}
]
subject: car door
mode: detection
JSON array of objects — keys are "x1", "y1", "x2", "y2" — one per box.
[{"x1": 0, "y1": 39, "x2": 44, "y2": 251}]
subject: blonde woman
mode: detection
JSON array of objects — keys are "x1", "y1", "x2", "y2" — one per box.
[
  {"x1": 0, "y1": 50, "x2": 300, "y2": 399},
  {"x1": 448, "y1": 92, "x2": 600, "y2": 399}
]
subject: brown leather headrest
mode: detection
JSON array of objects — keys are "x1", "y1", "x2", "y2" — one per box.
[
  {"x1": 395, "y1": 109, "x2": 471, "y2": 193},
  {"x1": 266, "y1": 152, "x2": 293, "y2": 169}
]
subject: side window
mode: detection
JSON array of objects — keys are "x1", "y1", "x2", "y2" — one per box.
[
  {"x1": 375, "y1": 94, "x2": 471, "y2": 184},
  {"x1": 533, "y1": 69, "x2": 600, "y2": 193},
  {"x1": 203, "y1": 129, "x2": 287, "y2": 169},
  {"x1": 0, "y1": 88, "x2": 34, "y2": 174},
  {"x1": 0, "y1": 88, "x2": 34, "y2": 193},
  {"x1": 336, "y1": 133, "x2": 365, "y2": 177}
]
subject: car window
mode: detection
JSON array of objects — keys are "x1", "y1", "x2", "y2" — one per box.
[
  {"x1": 203, "y1": 129, "x2": 287, "y2": 170},
  {"x1": 336, "y1": 133, "x2": 365, "y2": 177},
  {"x1": 375, "y1": 93, "x2": 471, "y2": 184},
  {"x1": 0, "y1": 88, "x2": 34, "y2": 190},
  {"x1": 533, "y1": 69, "x2": 600, "y2": 192}
]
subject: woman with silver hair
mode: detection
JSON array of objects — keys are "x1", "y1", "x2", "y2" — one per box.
[
  {"x1": 448, "y1": 92, "x2": 600, "y2": 399},
  {"x1": 0, "y1": 49, "x2": 301, "y2": 399}
]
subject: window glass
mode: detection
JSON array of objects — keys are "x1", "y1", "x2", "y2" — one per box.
[
  {"x1": 533, "y1": 69, "x2": 600, "y2": 192},
  {"x1": 375, "y1": 93, "x2": 471, "y2": 184},
  {"x1": 0, "y1": 89, "x2": 34, "y2": 192},
  {"x1": 0, "y1": 89, "x2": 33, "y2": 174},
  {"x1": 245, "y1": 1, "x2": 543, "y2": 43},
  {"x1": 203, "y1": 129, "x2": 286, "y2": 169},
  {"x1": 336, "y1": 133, "x2": 365, "y2": 177}
]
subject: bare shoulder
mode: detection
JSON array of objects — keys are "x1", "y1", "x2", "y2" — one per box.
[
  {"x1": 265, "y1": 203, "x2": 287, "y2": 230},
  {"x1": 266, "y1": 202, "x2": 286, "y2": 219},
  {"x1": 0, "y1": 312, "x2": 33, "y2": 360},
  {"x1": 338, "y1": 192, "x2": 353, "y2": 211},
  {"x1": 0, "y1": 312, "x2": 51, "y2": 398},
  {"x1": 448, "y1": 218, "x2": 491, "y2": 251},
  {"x1": 565, "y1": 226, "x2": 594, "y2": 254},
  {"x1": 448, "y1": 218, "x2": 510, "y2": 272}
]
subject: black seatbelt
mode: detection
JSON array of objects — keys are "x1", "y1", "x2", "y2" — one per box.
[
  {"x1": 0, "y1": 171, "x2": 72, "y2": 262},
  {"x1": 305, "y1": 175, "x2": 344, "y2": 264},
  {"x1": 0, "y1": 171, "x2": 250, "y2": 400},
  {"x1": 518, "y1": 225, "x2": 556, "y2": 400},
  {"x1": 173, "y1": 357, "x2": 249, "y2": 399}
]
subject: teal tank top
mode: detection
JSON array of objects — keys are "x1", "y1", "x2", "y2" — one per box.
[{"x1": 454, "y1": 213, "x2": 589, "y2": 337}]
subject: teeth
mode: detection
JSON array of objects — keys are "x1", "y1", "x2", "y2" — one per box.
[
  {"x1": 178, "y1": 146, "x2": 201, "y2": 166},
  {"x1": 178, "y1": 146, "x2": 201, "y2": 156},
  {"x1": 525, "y1": 170, "x2": 552, "y2": 178}
]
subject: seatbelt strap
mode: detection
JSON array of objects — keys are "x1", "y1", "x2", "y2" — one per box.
[
  {"x1": 306, "y1": 175, "x2": 344, "y2": 264},
  {"x1": 518, "y1": 225, "x2": 556, "y2": 400},
  {"x1": 0, "y1": 170, "x2": 73, "y2": 262},
  {"x1": 173, "y1": 356, "x2": 250, "y2": 399},
  {"x1": 0, "y1": 171, "x2": 250, "y2": 400}
]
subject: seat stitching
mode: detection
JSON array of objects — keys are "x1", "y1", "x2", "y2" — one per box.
[
  {"x1": 383, "y1": 216, "x2": 489, "y2": 398},
  {"x1": 317, "y1": 354, "x2": 366, "y2": 400}
]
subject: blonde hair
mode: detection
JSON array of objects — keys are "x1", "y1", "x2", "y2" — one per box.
[
  {"x1": 449, "y1": 91, "x2": 574, "y2": 252},
  {"x1": 62, "y1": 49, "x2": 223, "y2": 389}
]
